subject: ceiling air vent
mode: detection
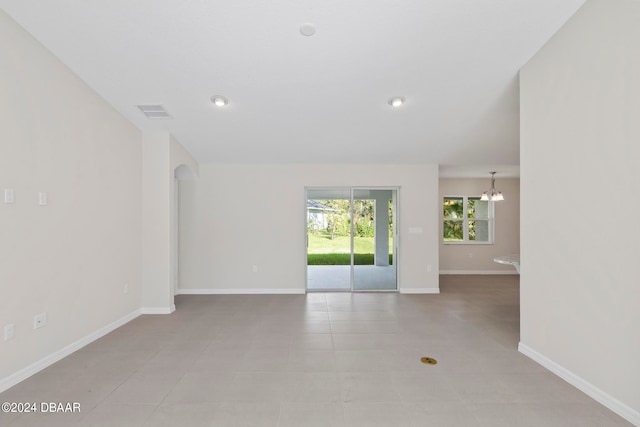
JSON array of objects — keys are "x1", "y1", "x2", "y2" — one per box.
[{"x1": 137, "y1": 105, "x2": 172, "y2": 119}]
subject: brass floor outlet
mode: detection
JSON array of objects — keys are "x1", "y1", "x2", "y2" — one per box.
[{"x1": 420, "y1": 357, "x2": 437, "y2": 365}]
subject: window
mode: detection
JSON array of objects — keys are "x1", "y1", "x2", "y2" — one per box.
[{"x1": 443, "y1": 196, "x2": 493, "y2": 244}]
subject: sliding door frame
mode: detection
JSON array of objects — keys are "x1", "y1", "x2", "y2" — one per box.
[{"x1": 305, "y1": 186, "x2": 400, "y2": 293}]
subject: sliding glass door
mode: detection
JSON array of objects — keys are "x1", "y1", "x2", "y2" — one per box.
[
  {"x1": 352, "y1": 189, "x2": 397, "y2": 291},
  {"x1": 306, "y1": 187, "x2": 397, "y2": 292},
  {"x1": 306, "y1": 188, "x2": 351, "y2": 291}
]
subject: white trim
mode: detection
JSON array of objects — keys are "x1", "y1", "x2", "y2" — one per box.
[
  {"x1": 177, "y1": 288, "x2": 306, "y2": 295},
  {"x1": 0, "y1": 309, "x2": 141, "y2": 394},
  {"x1": 440, "y1": 270, "x2": 519, "y2": 275},
  {"x1": 519, "y1": 342, "x2": 640, "y2": 426},
  {"x1": 141, "y1": 305, "x2": 176, "y2": 314},
  {"x1": 399, "y1": 288, "x2": 440, "y2": 294}
]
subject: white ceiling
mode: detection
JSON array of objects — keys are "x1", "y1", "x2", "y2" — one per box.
[{"x1": 1, "y1": 1, "x2": 585, "y2": 172}]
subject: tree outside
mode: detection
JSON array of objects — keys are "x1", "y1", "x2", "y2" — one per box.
[
  {"x1": 443, "y1": 197, "x2": 488, "y2": 241},
  {"x1": 307, "y1": 199, "x2": 393, "y2": 265}
]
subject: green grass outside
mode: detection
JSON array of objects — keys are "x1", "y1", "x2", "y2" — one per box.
[
  {"x1": 307, "y1": 253, "x2": 393, "y2": 265},
  {"x1": 307, "y1": 233, "x2": 393, "y2": 265}
]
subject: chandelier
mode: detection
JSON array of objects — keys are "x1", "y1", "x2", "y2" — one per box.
[{"x1": 481, "y1": 172, "x2": 504, "y2": 201}]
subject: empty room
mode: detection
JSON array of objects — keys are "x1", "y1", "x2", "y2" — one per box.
[{"x1": 1, "y1": 0, "x2": 638, "y2": 426}]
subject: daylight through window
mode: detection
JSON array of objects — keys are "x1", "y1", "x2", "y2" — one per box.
[{"x1": 443, "y1": 196, "x2": 493, "y2": 243}]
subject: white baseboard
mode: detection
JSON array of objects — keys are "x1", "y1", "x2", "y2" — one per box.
[
  {"x1": 518, "y1": 342, "x2": 640, "y2": 426},
  {"x1": 177, "y1": 288, "x2": 306, "y2": 295},
  {"x1": 440, "y1": 270, "x2": 519, "y2": 275},
  {"x1": 141, "y1": 304, "x2": 176, "y2": 314},
  {"x1": 0, "y1": 309, "x2": 141, "y2": 394},
  {"x1": 399, "y1": 288, "x2": 440, "y2": 294}
]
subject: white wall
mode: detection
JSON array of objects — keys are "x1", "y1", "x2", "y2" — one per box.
[
  {"x1": 170, "y1": 135, "x2": 198, "y2": 298},
  {"x1": 142, "y1": 133, "x2": 198, "y2": 312},
  {"x1": 179, "y1": 164, "x2": 439, "y2": 293},
  {"x1": 520, "y1": 0, "x2": 640, "y2": 422},
  {"x1": 0, "y1": 11, "x2": 142, "y2": 385},
  {"x1": 439, "y1": 178, "x2": 520, "y2": 273},
  {"x1": 142, "y1": 133, "x2": 171, "y2": 312}
]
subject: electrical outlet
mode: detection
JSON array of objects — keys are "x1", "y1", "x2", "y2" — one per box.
[
  {"x1": 124, "y1": 284, "x2": 129, "y2": 294},
  {"x1": 4, "y1": 324, "x2": 14, "y2": 341},
  {"x1": 426, "y1": 264, "x2": 432, "y2": 272},
  {"x1": 252, "y1": 265, "x2": 258, "y2": 273},
  {"x1": 34, "y1": 312, "x2": 47, "y2": 329}
]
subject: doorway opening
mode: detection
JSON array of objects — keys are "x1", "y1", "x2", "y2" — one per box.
[{"x1": 306, "y1": 187, "x2": 398, "y2": 292}]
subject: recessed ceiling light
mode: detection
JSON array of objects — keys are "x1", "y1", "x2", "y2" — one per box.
[
  {"x1": 388, "y1": 97, "x2": 405, "y2": 107},
  {"x1": 300, "y1": 23, "x2": 316, "y2": 37},
  {"x1": 211, "y1": 96, "x2": 228, "y2": 107}
]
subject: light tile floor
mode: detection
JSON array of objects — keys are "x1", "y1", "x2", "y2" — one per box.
[{"x1": 0, "y1": 275, "x2": 632, "y2": 426}]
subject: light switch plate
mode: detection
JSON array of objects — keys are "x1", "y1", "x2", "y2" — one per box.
[
  {"x1": 4, "y1": 324, "x2": 14, "y2": 341},
  {"x1": 4, "y1": 189, "x2": 15, "y2": 204}
]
